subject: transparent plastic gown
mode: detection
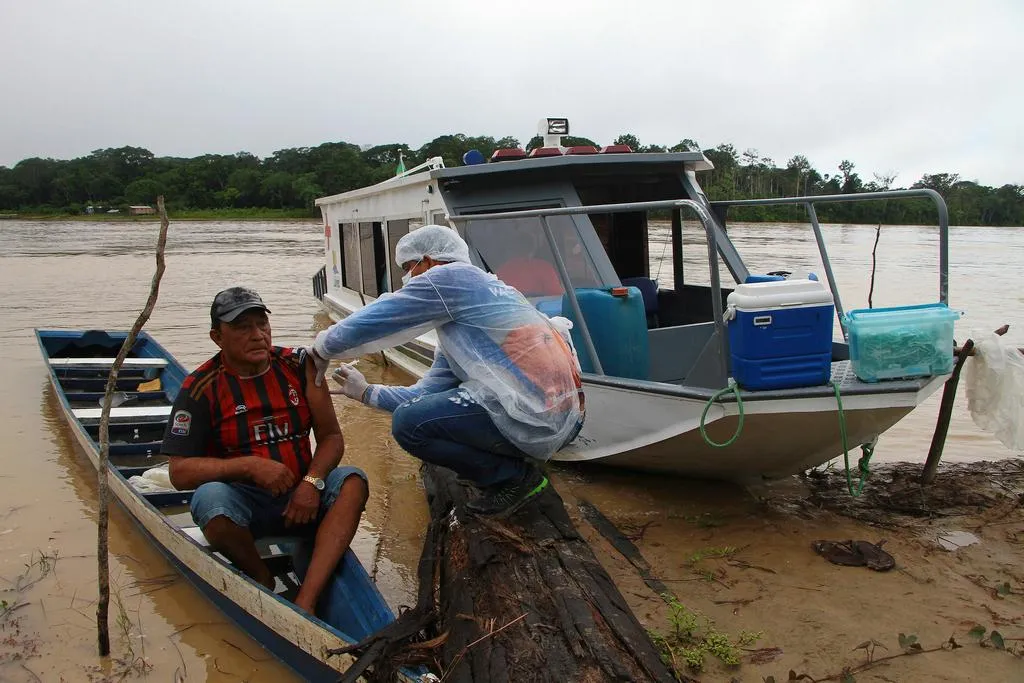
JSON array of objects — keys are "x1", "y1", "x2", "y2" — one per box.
[{"x1": 314, "y1": 262, "x2": 583, "y2": 459}]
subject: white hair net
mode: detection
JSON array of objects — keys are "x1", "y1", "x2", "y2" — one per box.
[{"x1": 394, "y1": 224, "x2": 472, "y2": 266}]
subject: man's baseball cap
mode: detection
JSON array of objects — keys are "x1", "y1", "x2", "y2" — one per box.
[{"x1": 210, "y1": 287, "x2": 271, "y2": 327}]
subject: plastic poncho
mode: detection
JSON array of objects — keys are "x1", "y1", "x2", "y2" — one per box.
[{"x1": 313, "y1": 262, "x2": 583, "y2": 459}]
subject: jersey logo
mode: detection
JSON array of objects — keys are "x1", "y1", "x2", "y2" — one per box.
[
  {"x1": 171, "y1": 410, "x2": 192, "y2": 436},
  {"x1": 234, "y1": 404, "x2": 247, "y2": 415},
  {"x1": 288, "y1": 387, "x2": 300, "y2": 406},
  {"x1": 253, "y1": 416, "x2": 292, "y2": 444}
]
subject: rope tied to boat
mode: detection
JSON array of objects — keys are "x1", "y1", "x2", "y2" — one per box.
[{"x1": 698, "y1": 379, "x2": 874, "y2": 496}]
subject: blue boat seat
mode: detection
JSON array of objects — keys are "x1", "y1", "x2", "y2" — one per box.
[{"x1": 620, "y1": 277, "x2": 659, "y2": 328}]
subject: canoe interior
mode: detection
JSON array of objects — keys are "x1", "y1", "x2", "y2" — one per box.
[{"x1": 35, "y1": 328, "x2": 401, "y2": 670}]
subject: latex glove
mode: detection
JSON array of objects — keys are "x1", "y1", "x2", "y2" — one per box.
[
  {"x1": 331, "y1": 363, "x2": 369, "y2": 402},
  {"x1": 308, "y1": 331, "x2": 332, "y2": 386}
]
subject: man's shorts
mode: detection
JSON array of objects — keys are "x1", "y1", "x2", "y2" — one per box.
[{"x1": 189, "y1": 465, "x2": 368, "y2": 538}]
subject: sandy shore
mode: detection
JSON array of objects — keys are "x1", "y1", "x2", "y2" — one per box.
[{"x1": 554, "y1": 459, "x2": 1024, "y2": 682}]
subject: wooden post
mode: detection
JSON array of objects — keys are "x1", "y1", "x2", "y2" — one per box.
[
  {"x1": 96, "y1": 196, "x2": 170, "y2": 655},
  {"x1": 921, "y1": 324, "x2": 1010, "y2": 486}
]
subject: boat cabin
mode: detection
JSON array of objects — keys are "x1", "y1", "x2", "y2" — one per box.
[{"x1": 314, "y1": 119, "x2": 949, "y2": 394}]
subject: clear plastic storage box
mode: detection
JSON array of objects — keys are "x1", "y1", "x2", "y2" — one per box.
[{"x1": 845, "y1": 303, "x2": 960, "y2": 382}]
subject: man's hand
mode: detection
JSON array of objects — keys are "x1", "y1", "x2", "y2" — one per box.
[
  {"x1": 331, "y1": 363, "x2": 369, "y2": 402},
  {"x1": 246, "y1": 458, "x2": 295, "y2": 496},
  {"x1": 309, "y1": 331, "x2": 332, "y2": 386},
  {"x1": 283, "y1": 482, "x2": 320, "y2": 527}
]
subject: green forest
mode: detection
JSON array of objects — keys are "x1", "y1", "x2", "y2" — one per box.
[{"x1": 1, "y1": 132, "x2": 1021, "y2": 226}]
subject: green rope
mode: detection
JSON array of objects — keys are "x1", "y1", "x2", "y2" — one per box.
[
  {"x1": 699, "y1": 380, "x2": 874, "y2": 498},
  {"x1": 831, "y1": 382, "x2": 874, "y2": 496},
  {"x1": 699, "y1": 381, "x2": 745, "y2": 448}
]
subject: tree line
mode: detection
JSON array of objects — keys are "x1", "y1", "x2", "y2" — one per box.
[{"x1": 1, "y1": 132, "x2": 1021, "y2": 226}]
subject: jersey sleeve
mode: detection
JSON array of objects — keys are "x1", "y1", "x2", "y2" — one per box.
[{"x1": 160, "y1": 387, "x2": 213, "y2": 457}]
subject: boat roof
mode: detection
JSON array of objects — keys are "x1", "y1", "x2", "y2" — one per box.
[
  {"x1": 315, "y1": 151, "x2": 712, "y2": 206},
  {"x1": 433, "y1": 150, "x2": 713, "y2": 179}
]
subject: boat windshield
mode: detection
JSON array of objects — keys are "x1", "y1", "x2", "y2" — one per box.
[{"x1": 463, "y1": 215, "x2": 604, "y2": 297}]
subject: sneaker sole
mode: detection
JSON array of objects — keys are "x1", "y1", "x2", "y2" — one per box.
[{"x1": 471, "y1": 476, "x2": 549, "y2": 520}]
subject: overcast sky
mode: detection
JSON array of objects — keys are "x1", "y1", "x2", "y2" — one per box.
[{"x1": 1, "y1": 0, "x2": 1021, "y2": 187}]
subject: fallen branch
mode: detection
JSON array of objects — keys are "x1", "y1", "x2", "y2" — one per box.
[{"x1": 96, "y1": 196, "x2": 170, "y2": 655}]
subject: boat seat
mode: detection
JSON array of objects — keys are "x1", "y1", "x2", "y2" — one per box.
[
  {"x1": 73, "y1": 405, "x2": 172, "y2": 422},
  {"x1": 49, "y1": 357, "x2": 168, "y2": 368},
  {"x1": 621, "y1": 277, "x2": 659, "y2": 327}
]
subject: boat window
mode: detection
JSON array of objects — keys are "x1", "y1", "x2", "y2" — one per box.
[
  {"x1": 340, "y1": 223, "x2": 360, "y2": 290},
  {"x1": 386, "y1": 219, "x2": 410, "y2": 292},
  {"x1": 358, "y1": 222, "x2": 388, "y2": 298},
  {"x1": 430, "y1": 211, "x2": 449, "y2": 227},
  {"x1": 464, "y1": 215, "x2": 603, "y2": 295}
]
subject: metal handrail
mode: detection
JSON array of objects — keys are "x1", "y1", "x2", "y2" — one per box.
[
  {"x1": 450, "y1": 199, "x2": 727, "y2": 385},
  {"x1": 711, "y1": 189, "x2": 950, "y2": 340}
]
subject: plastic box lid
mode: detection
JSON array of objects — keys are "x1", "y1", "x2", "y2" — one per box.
[
  {"x1": 727, "y1": 279, "x2": 833, "y2": 312},
  {"x1": 845, "y1": 303, "x2": 960, "y2": 329}
]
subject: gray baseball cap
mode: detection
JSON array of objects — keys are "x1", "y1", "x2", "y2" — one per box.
[{"x1": 210, "y1": 287, "x2": 271, "y2": 327}]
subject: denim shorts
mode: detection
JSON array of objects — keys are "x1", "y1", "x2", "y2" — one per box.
[{"x1": 190, "y1": 465, "x2": 367, "y2": 538}]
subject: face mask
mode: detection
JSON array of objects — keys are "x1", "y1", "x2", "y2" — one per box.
[{"x1": 401, "y1": 260, "x2": 421, "y2": 287}]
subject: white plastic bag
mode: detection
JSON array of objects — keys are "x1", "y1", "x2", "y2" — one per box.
[
  {"x1": 965, "y1": 332, "x2": 1024, "y2": 451},
  {"x1": 128, "y1": 464, "x2": 176, "y2": 493}
]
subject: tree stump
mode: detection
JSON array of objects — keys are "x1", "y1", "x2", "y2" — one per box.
[{"x1": 416, "y1": 465, "x2": 674, "y2": 682}]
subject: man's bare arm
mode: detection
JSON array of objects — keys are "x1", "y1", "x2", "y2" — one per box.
[
  {"x1": 168, "y1": 455, "x2": 294, "y2": 496},
  {"x1": 303, "y1": 354, "x2": 345, "y2": 480}
]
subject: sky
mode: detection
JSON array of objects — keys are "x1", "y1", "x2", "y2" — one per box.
[{"x1": 1, "y1": 0, "x2": 1022, "y2": 187}]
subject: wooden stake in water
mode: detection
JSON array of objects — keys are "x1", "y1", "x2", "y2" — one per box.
[{"x1": 95, "y1": 196, "x2": 170, "y2": 656}]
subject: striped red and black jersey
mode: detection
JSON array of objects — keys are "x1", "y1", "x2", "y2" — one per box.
[{"x1": 161, "y1": 347, "x2": 314, "y2": 480}]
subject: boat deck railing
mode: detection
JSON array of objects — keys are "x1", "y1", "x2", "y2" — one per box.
[
  {"x1": 450, "y1": 200, "x2": 731, "y2": 388},
  {"x1": 711, "y1": 188, "x2": 950, "y2": 341}
]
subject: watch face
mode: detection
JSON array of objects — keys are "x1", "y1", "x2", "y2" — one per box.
[{"x1": 315, "y1": 478, "x2": 325, "y2": 491}]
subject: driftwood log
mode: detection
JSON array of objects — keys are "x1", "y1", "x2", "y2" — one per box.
[{"x1": 334, "y1": 465, "x2": 676, "y2": 682}]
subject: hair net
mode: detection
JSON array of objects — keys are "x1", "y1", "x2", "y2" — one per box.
[{"x1": 395, "y1": 224, "x2": 472, "y2": 266}]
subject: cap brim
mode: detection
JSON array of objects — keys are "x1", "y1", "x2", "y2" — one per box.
[{"x1": 218, "y1": 304, "x2": 271, "y2": 323}]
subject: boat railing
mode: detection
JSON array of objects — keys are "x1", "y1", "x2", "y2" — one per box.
[
  {"x1": 710, "y1": 189, "x2": 950, "y2": 341},
  {"x1": 450, "y1": 199, "x2": 731, "y2": 388},
  {"x1": 312, "y1": 265, "x2": 327, "y2": 302}
]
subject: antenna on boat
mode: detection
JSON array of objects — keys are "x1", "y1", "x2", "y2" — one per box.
[{"x1": 538, "y1": 117, "x2": 569, "y2": 148}]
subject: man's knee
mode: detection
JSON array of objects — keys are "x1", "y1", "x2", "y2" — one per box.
[
  {"x1": 190, "y1": 481, "x2": 250, "y2": 529},
  {"x1": 391, "y1": 402, "x2": 422, "y2": 451}
]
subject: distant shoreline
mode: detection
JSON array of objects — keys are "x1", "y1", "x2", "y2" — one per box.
[{"x1": 1, "y1": 209, "x2": 318, "y2": 222}]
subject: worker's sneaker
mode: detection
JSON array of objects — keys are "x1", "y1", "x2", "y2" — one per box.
[{"x1": 466, "y1": 467, "x2": 548, "y2": 519}]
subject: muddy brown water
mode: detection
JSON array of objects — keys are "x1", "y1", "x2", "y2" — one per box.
[{"x1": 0, "y1": 219, "x2": 1021, "y2": 681}]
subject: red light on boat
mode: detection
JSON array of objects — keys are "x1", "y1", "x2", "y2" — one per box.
[
  {"x1": 528, "y1": 147, "x2": 563, "y2": 158},
  {"x1": 565, "y1": 146, "x2": 599, "y2": 155},
  {"x1": 490, "y1": 148, "x2": 528, "y2": 162},
  {"x1": 600, "y1": 144, "x2": 633, "y2": 154}
]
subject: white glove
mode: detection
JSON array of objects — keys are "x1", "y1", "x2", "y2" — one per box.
[
  {"x1": 331, "y1": 363, "x2": 369, "y2": 402},
  {"x1": 309, "y1": 331, "x2": 332, "y2": 386}
]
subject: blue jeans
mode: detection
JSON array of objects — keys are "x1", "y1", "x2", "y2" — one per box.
[
  {"x1": 391, "y1": 387, "x2": 580, "y2": 488},
  {"x1": 190, "y1": 465, "x2": 367, "y2": 537}
]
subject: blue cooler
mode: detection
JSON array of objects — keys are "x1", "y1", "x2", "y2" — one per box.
[{"x1": 726, "y1": 279, "x2": 835, "y2": 390}]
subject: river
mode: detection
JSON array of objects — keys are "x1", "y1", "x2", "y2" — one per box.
[{"x1": 0, "y1": 218, "x2": 1020, "y2": 681}]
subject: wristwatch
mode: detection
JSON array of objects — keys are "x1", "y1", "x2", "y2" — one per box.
[{"x1": 302, "y1": 474, "x2": 325, "y2": 491}]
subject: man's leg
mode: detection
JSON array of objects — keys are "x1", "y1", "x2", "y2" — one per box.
[
  {"x1": 191, "y1": 482, "x2": 273, "y2": 589},
  {"x1": 293, "y1": 467, "x2": 369, "y2": 614},
  {"x1": 390, "y1": 388, "x2": 528, "y2": 487}
]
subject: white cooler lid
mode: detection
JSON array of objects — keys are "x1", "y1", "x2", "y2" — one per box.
[{"x1": 727, "y1": 279, "x2": 834, "y2": 311}]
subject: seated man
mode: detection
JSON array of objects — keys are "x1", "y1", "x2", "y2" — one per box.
[{"x1": 162, "y1": 287, "x2": 368, "y2": 615}]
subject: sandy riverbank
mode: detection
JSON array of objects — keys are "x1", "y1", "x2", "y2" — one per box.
[{"x1": 553, "y1": 459, "x2": 1024, "y2": 682}]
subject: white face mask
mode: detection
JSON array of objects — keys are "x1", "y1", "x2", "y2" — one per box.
[{"x1": 401, "y1": 260, "x2": 421, "y2": 287}]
